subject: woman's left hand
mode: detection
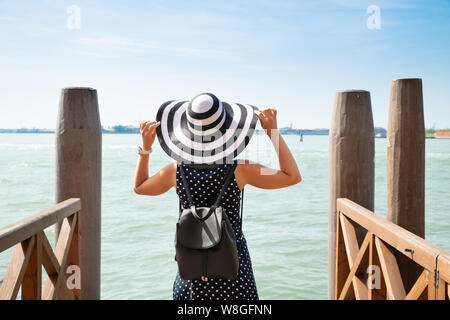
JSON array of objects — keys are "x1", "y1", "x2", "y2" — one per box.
[
  {"x1": 255, "y1": 108, "x2": 278, "y2": 137},
  {"x1": 140, "y1": 120, "x2": 160, "y2": 150}
]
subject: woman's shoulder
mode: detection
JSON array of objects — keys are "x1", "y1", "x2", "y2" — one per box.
[
  {"x1": 234, "y1": 159, "x2": 260, "y2": 190},
  {"x1": 236, "y1": 159, "x2": 254, "y2": 164},
  {"x1": 234, "y1": 159, "x2": 262, "y2": 177},
  {"x1": 235, "y1": 159, "x2": 260, "y2": 168}
]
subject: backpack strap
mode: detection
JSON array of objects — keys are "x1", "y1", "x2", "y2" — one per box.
[
  {"x1": 178, "y1": 161, "x2": 238, "y2": 221},
  {"x1": 212, "y1": 161, "x2": 238, "y2": 208},
  {"x1": 178, "y1": 164, "x2": 195, "y2": 208},
  {"x1": 239, "y1": 187, "x2": 244, "y2": 240}
]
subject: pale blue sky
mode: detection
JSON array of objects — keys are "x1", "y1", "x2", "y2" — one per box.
[{"x1": 0, "y1": 0, "x2": 449, "y2": 129}]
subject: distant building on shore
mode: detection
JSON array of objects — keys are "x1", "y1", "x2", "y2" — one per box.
[
  {"x1": 102, "y1": 125, "x2": 139, "y2": 134},
  {"x1": 374, "y1": 127, "x2": 387, "y2": 138},
  {"x1": 256, "y1": 127, "x2": 329, "y2": 135},
  {"x1": 435, "y1": 131, "x2": 450, "y2": 139},
  {"x1": 0, "y1": 128, "x2": 54, "y2": 133},
  {"x1": 257, "y1": 126, "x2": 387, "y2": 137}
]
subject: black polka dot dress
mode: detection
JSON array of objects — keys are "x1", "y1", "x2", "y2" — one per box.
[{"x1": 173, "y1": 161, "x2": 259, "y2": 300}]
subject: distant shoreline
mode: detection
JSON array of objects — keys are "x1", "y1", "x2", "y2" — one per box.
[
  {"x1": 0, "y1": 131, "x2": 330, "y2": 135},
  {"x1": 0, "y1": 126, "x2": 393, "y2": 136},
  {"x1": 1, "y1": 127, "x2": 449, "y2": 137}
]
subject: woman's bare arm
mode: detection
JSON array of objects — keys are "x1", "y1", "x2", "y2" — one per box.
[
  {"x1": 134, "y1": 161, "x2": 176, "y2": 195},
  {"x1": 133, "y1": 120, "x2": 176, "y2": 196},
  {"x1": 235, "y1": 108, "x2": 302, "y2": 190}
]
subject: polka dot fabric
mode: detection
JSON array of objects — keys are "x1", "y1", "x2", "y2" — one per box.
[{"x1": 173, "y1": 161, "x2": 259, "y2": 300}]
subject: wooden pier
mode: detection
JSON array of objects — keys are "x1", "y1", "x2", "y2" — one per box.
[
  {"x1": 0, "y1": 87, "x2": 101, "y2": 300},
  {"x1": 0, "y1": 81, "x2": 449, "y2": 300},
  {"x1": 329, "y1": 78, "x2": 449, "y2": 300}
]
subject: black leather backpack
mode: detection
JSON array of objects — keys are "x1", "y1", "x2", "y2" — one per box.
[{"x1": 175, "y1": 161, "x2": 244, "y2": 281}]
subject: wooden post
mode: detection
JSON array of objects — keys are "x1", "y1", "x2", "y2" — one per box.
[
  {"x1": 387, "y1": 78, "x2": 425, "y2": 293},
  {"x1": 328, "y1": 90, "x2": 375, "y2": 299},
  {"x1": 55, "y1": 87, "x2": 102, "y2": 299}
]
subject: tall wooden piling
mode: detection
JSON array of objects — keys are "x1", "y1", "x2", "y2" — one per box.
[
  {"x1": 387, "y1": 78, "x2": 425, "y2": 292},
  {"x1": 55, "y1": 87, "x2": 102, "y2": 299},
  {"x1": 328, "y1": 90, "x2": 375, "y2": 299}
]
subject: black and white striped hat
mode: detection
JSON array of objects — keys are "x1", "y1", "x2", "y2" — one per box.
[{"x1": 156, "y1": 93, "x2": 259, "y2": 164}]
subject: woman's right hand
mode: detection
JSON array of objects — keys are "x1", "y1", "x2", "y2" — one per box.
[{"x1": 139, "y1": 120, "x2": 160, "y2": 150}]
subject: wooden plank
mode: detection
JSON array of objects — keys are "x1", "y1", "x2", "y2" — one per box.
[
  {"x1": 42, "y1": 215, "x2": 77, "y2": 300},
  {"x1": 66, "y1": 212, "x2": 80, "y2": 299},
  {"x1": 40, "y1": 230, "x2": 74, "y2": 300},
  {"x1": 57, "y1": 215, "x2": 78, "y2": 301},
  {"x1": 54, "y1": 214, "x2": 77, "y2": 266},
  {"x1": 428, "y1": 269, "x2": 436, "y2": 300},
  {"x1": 0, "y1": 236, "x2": 35, "y2": 299},
  {"x1": 368, "y1": 234, "x2": 386, "y2": 299},
  {"x1": 21, "y1": 232, "x2": 42, "y2": 299},
  {"x1": 427, "y1": 273, "x2": 448, "y2": 300},
  {"x1": 339, "y1": 232, "x2": 371, "y2": 300},
  {"x1": 436, "y1": 278, "x2": 446, "y2": 300},
  {"x1": 57, "y1": 279, "x2": 76, "y2": 300},
  {"x1": 337, "y1": 198, "x2": 444, "y2": 272},
  {"x1": 41, "y1": 231, "x2": 60, "y2": 277},
  {"x1": 368, "y1": 235, "x2": 374, "y2": 300},
  {"x1": 405, "y1": 270, "x2": 428, "y2": 300},
  {"x1": 437, "y1": 252, "x2": 450, "y2": 284},
  {"x1": 40, "y1": 230, "x2": 60, "y2": 299},
  {"x1": 433, "y1": 253, "x2": 448, "y2": 300},
  {"x1": 340, "y1": 214, "x2": 359, "y2": 269},
  {"x1": 335, "y1": 211, "x2": 350, "y2": 299},
  {"x1": 375, "y1": 237, "x2": 406, "y2": 300},
  {"x1": 340, "y1": 214, "x2": 368, "y2": 300},
  {"x1": 0, "y1": 198, "x2": 81, "y2": 253}
]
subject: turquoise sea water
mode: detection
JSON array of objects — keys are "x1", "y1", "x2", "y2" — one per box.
[{"x1": 0, "y1": 133, "x2": 449, "y2": 299}]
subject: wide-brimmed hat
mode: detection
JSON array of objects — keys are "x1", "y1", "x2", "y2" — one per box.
[{"x1": 156, "y1": 93, "x2": 259, "y2": 164}]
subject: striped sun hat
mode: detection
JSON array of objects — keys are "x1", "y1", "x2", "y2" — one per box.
[{"x1": 156, "y1": 93, "x2": 259, "y2": 164}]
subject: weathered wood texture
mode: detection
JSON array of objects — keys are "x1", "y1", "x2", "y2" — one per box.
[
  {"x1": 328, "y1": 90, "x2": 375, "y2": 299},
  {"x1": 0, "y1": 237, "x2": 35, "y2": 299},
  {"x1": 55, "y1": 87, "x2": 102, "y2": 299},
  {"x1": 335, "y1": 198, "x2": 449, "y2": 300},
  {"x1": 0, "y1": 200, "x2": 80, "y2": 300},
  {"x1": 387, "y1": 78, "x2": 425, "y2": 292},
  {"x1": 0, "y1": 199, "x2": 81, "y2": 253}
]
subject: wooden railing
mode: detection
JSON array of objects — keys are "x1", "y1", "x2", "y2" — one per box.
[
  {"x1": 0, "y1": 198, "x2": 81, "y2": 300},
  {"x1": 335, "y1": 198, "x2": 450, "y2": 300}
]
